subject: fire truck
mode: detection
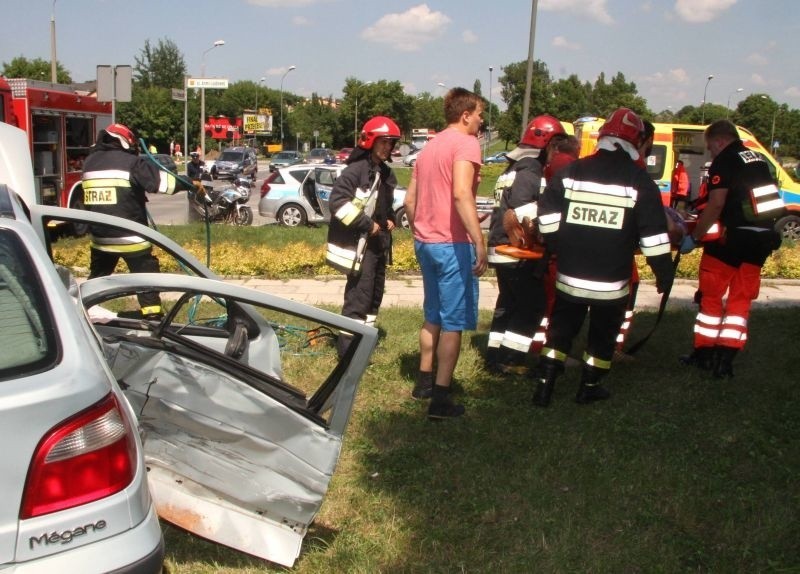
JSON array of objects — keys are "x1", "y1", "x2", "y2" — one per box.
[{"x1": 0, "y1": 77, "x2": 112, "y2": 215}]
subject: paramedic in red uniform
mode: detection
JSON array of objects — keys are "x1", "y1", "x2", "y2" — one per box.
[
  {"x1": 678, "y1": 120, "x2": 783, "y2": 378},
  {"x1": 533, "y1": 108, "x2": 675, "y2": 407}
]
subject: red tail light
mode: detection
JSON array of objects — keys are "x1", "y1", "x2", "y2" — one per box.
[
  {"x1": 21, "y1": 394, "x2": 137, "y2": 519},
  {"x1": 260, "y1": 172, "x2": 277, "y2": 198}
]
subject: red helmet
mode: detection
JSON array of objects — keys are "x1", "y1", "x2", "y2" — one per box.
[
  {"x1": 520, "y1": 115, "x2": 565, "y2": 148},
  {"x1": 104, "y1": 123, "x2": 136, "y2": 150},
  {"x1": 359, "y1": 116, "x2": 401, "y2": 150},
  {"x1": 598, "y1": 108, "x2": 644, "y2": 147}
]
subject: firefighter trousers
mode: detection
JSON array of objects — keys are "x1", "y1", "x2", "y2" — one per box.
[
  {"x1": 542, "y1": 292, "x2": 627, "y2": 373},
  {"x1": 337, "y1": 246, "x2": 387, "y2": 357},
  {"x1": 89, "y1": 246, "x2": 162, "y2": 313},
  {"x1": 487, "y1": 260, "x2": 548, "y2": 358}
]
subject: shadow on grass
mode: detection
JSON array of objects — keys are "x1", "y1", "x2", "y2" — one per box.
[{"x1": 343, "y1": 307, "x2": 800, "y2": 572}]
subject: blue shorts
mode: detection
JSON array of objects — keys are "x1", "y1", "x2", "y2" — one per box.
[{"x1": 414, "y1": 240, "x2": 479, "y2": 331}]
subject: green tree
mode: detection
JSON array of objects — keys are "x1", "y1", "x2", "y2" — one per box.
[
  {"x1": 551, "y1": 74, "x2": 592, "y2": 122},
  {"x1": 133, "y1": 38, "x2": 186, "y2": 89},
  {"x1": 290, "y1": 93, "x2": 339, "y2": 150},
  {"x1": 337, "y1": 79, "x2": 416, "y2": 148},
  {"x1": 497, "y1": 60, "x2": 554, "y2": 145},
  {"x1": 117, "y1": 87, "x2": 183, "y2": 152},
  {"x1": 1, "y1": 56, "x2": 72, "y2": 83},
  {"x1": 590, "y1": 72, "x2": 649, "y2": 118},
  {"x1": 410, "y1": 92, "x2": 446, "y2": 134}
]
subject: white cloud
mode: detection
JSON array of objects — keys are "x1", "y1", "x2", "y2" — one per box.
[
  {"x1": 552, "y1": 36, "x2": 581, "y2": 50},
  {"x1": 539, "y1": 0, "x2": 613, "y2": 24},
  {"x1": 751, "y1": 73, "x2": 766, "y2": 86},
  {"x1": 264, "y1": 66, "x2": 296, "y2": 77},
  {"x1": 462, "y1": 29, "x2": 478, "y2": 44},
  {"x1": 642, "y1": 68, "x2": 690, "y2": 86},
  {"x1": 784, "y1": 86, "x2": 800, "y2": 98},
  {"x1": 746, "y1": 52, "x2": 768, "y2": 66},
  {"x1": 291, "y1": 16, "x2": 311, "y2": 26},
  {"x1": 674, "y1": 0, "x2": 736, "y2": 23},
  {"x1": 361, "y1": 4, "x2": 451, "y2": 52}
]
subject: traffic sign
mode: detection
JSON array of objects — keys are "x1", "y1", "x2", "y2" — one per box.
[
  {"x1": 171, "y1": 88, "x2": 186, "y2": 101},
  {"x1": 187, "y1": 78, "x2": 229, "y2": 89}
]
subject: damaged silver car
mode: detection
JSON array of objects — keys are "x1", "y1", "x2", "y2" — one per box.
[{"x1": 1, "y1": 121, "x2": 378, "y2": 569}]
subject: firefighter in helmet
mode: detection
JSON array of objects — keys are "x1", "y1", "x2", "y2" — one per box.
[
  {"x1": 81, "y1": 123, "x2": 201, "y2": 319},
  {"x1": 533, "y1": 108, "x2": 675, "y2": 406},
  {"x1": 485, "y1": 114, "x2": 566, "y2": 375},
  {"x1": 325, "y1": 116, "x2": 401, "y2": 358}
]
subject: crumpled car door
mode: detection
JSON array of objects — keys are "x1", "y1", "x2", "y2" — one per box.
[
  {"x1": 79, "y1": 273, "x2": 377, "y2": 567},
  {"x1": 24, "y1": 205, "x2": 378, "y2": 567}
]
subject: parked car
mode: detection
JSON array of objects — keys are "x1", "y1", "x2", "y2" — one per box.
[
  {"x1": 211, "y1": 146, "x2": 258, "y2": 180},
  {"x1": 307, "y1": 147, "x2": 335, "y2": 164},
  {"x1": 336, "y1": 148, "x2": 354, "y2": 163},
  {"x1": 403, "y1": 148, "x2": 422, "y2": 167},
  {"x1": 269, "y1": 150, "x2": 304, "y2": 172},
  {"x1": 259, "y1": 165, "x2": 338, "y2": 226},
  {"x1": 483, "y1": 152, "x2": 509, "y2": 164},
  {"x1": 259, "y1": 164, "x2": 409, "y2": 228},
  {"x1": 1, "y1": 119, "x2": 379, "y2": 568}
]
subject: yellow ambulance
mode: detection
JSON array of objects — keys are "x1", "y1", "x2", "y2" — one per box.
[{"x1": 573, "y1": 117, "x2": 800, "y2": 240}]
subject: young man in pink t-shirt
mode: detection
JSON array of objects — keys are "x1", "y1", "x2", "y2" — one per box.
[{"x1": 403, "y1": 87, "x2": 486, "y2": 420}]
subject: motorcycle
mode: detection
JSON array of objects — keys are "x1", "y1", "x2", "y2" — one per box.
[{"x1": 189, "y1": 175, "x2": 254, "y2": 226}]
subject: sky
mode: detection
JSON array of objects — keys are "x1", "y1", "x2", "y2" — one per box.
[{"x1": 2, "y1": 0, "x2": 799, "y2": 116}]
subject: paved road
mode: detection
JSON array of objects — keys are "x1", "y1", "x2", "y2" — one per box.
[
  {"x1": 223, "y1": 276, "x2": 800, "y2": 311},
  {"x1": 147, "y1": 160, "x2": 273, "y2": 226}
]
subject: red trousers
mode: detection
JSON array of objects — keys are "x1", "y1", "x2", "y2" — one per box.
[{"x1": 693, "y1": 252, "x2": 761, "y2": 350}]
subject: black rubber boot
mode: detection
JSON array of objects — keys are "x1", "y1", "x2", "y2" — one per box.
[
  {"x1": 532, "y1": 361, "x2": 561, "y2": 408},
  {"x1": 575, "y1": 367, "x2": 611, "y2": 405},
  {"x1": 712, "y1": 346, "x2": 738, "y2": 379},
  {"x1": 679, "y1": 346, "x2": 715, "y2": 370}
]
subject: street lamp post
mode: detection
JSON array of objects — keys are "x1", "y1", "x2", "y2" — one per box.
[
  {"x1": 200, "y1": 40, "x2": 225, "y2": 159},
  {"x1": 255, "y1": 77, "x2": 265, "y2": 112},
  {"x1": 253, "y1": 77, "x2": 265, "y2": 148},
  {"x1": 353, "y1": 81, "x2": 373, "y2": 146},
  {"x1": 50, "y1": 0, "x2": 57, "y2": 83},
  {"x1": 726, "y1": 87, "x2": 743, "y2": 118},
  {"x1": 280, "y1": 65, "x2": 296, "y2": 149},
  {"x1": 701, "y1": 74, "x2": 714, "y2": 124},
  {"x1": 726, "y1": 87, "x2": 743, "y2": 111},
  {"x1": 485, "y1": 66, "x2": 493, "y2": 158},
  {"x1": 760, "y1": 96, "x2": 779, "y2": 154}
]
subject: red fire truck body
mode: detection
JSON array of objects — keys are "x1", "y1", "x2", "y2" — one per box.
[{"x1": 0, "y1": 77, "x2": 112, "y2": 210}]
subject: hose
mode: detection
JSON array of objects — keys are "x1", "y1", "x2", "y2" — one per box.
[{"x1": 139, "y1": 138, "x2": 212, "y2": 267}]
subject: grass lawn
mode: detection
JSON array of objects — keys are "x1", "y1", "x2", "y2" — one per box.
[{"x1": 161, "y1": 305, "x2": 800, "y2": 573}]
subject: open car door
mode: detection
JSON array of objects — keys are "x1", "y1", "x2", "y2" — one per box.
[
  {"x1": 25, "y1": 205, "x2": 379, "y2": 567},
  {"x1": 313, "y1": 166, "x2": 339, "y2": 221}
]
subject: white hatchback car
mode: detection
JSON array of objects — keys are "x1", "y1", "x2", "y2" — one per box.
[
  {"x1": 0, "y1": 121, "x2": 379, "y2": 569},
  {"x1": 259, "y1": 164, "x2": 411, "y2": 228}
]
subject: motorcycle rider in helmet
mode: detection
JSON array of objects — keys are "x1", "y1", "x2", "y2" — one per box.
[{"x1": 325, "y1": 116, "x2": 401, "y2": 358}]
